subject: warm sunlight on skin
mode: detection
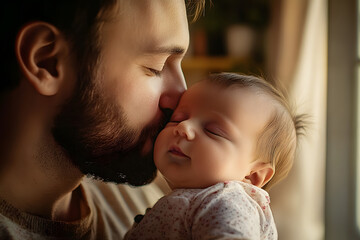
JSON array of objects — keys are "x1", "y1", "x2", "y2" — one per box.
[
  {"x1": 98, "y1": 0, "x2": 189, "y2": 144},
  {"x1": 0, "y1": 0, "x2": 192, "y2": 221},
  {"x1": 154, "y1": 81, "x2": 275, "y2": 189}
]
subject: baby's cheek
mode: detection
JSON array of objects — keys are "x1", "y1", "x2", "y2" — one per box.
[
  {"x1": 154, "y1": 129, "x2": 170, "y2": 162},
  {"x1": 199, "y1": 143, "x2": 223, "y2": 162}
]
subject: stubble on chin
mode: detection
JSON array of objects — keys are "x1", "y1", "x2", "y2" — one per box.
[{"x1": 51, "y1": 79, "x2": 169, "y2": 186}]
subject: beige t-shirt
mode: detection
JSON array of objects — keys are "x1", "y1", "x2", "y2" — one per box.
[{"x1": 0, "y1": 175, "x2": 170, "y2": 239}]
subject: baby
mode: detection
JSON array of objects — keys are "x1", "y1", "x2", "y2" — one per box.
[{"x1": 124, "y1": 72, "x2": 305, "y2": 239}]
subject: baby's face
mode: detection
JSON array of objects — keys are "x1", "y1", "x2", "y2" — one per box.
[{"x1": 154, "y1": 81, "x2": 274, "y2": 189}]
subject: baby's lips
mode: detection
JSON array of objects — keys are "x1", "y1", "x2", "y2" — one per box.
[{"x1": 168, "y1": 145, "x2": 190, "y2": 159}]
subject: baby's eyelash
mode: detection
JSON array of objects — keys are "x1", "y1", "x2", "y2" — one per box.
[{"x1": 205, "y1": 128, "x2": 222, "y2": 137}]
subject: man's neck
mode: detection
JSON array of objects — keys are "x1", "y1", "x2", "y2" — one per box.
[
  {"x1": 0, "y1": 159, "x2": 85, "y2": 222},
  {"x1": 0, "y1": 82, "x2": 87, "y2": 222},
  {"x1": 0, "y1": 122, "x2": 85, "y2": 221}
]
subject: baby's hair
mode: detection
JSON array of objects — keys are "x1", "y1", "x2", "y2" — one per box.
[{"x1": 206, "y1": 72, "x2": 307, "y2": 190}]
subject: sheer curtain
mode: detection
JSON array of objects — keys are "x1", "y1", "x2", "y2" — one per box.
[{"x1": 267, "y1": 0, "x2": 328, "y2": 239}]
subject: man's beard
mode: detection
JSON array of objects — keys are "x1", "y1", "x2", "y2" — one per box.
[{"x1": 52, "y1": 67, "x2": 166, "y2": 186}]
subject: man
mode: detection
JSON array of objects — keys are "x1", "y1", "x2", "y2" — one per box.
[{"x1": 0, "y1": 0, "x2": 205, "y2": 239}]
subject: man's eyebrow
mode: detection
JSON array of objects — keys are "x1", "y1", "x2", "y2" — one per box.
[{"x1": 146, "y1": 46, "x2": 186, "y2": 55}]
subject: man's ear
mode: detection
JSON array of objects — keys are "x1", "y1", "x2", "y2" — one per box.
[
  {"x1": 244, "y1": 162, "x2": 274, "y2": 188},
  {"x1": 15, "y1": 22, "x2": 68, "y2": 96}
]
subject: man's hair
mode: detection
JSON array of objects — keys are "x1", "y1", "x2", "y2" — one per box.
[
  {"x1": 0, "y1": 0, "x2": 205, "y2": 94},
  {"x1": 207, "y1": 72, "x2": 307, "y2": 190}
]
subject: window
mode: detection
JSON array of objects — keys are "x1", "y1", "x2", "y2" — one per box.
[
  {"x1": 356, "y1": 0, "x2": 360, "y2": 232},
  {"x1": 326, "y1": 0, "x2": 359, "y2": 238}
]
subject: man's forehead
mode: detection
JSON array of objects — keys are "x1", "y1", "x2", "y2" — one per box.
[
  {"x1": 118, "y1": 0, "x2": 187, "y2": 21},
  {"x1": 98, "y1": 0, "x2": 189, "y2": 58},
  {"x1": 116, "y1": 0, "x2": 189, "y2": 52}
]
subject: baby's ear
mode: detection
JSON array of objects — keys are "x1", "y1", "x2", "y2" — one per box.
[{"x1": 244, "y1": 162, "x2": 274, "y2": 188}]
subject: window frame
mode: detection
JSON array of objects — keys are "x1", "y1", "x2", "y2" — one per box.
[
  {"x1": 356, "y1": 0, "x2": 360, "y2": 232},
  {"x1": 326, "y1": 0, "x2": 359, "y2": 238}
]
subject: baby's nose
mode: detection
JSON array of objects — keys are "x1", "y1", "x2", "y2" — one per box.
[{"x1": 173, "y1": 121, "x2": 195, "y2": 140}]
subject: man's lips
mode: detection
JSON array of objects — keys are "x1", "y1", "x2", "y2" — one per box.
[{"x1": 168, "y1": 146, "x2": 190, "y2": 159}]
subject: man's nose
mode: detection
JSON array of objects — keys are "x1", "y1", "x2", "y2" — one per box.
[
  {"x1": 173, "y1": 120, "x2": 195, "y2": 141},
  {"x1": 159, "y1": 68, "x2": 187, "y2": 112}
]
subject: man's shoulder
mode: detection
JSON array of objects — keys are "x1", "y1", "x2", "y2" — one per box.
[
  {"x1": 80, "y1": 175, "x2": 170, "y2": 238},
  {"x1": 0, "y1": 215, "x2": 15, "y2": 240},
  {"x1": 0, "y1": 213, "x2": 32, "y2": 240},
  {"x1": 81, "y1": 174, "x2": 169, "y2": 206}
]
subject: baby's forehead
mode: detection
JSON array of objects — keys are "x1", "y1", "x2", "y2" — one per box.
[
  {"x1": 181, "y1": 80, "x2": 278, "y2": 113},
  {"x1": 184, "y1": 80, "x2": 267, "y2": 101}
]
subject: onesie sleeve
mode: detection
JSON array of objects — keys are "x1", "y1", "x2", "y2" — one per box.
[{"x1": 188, "y1": 182, "x2": 276, "y2": 240}]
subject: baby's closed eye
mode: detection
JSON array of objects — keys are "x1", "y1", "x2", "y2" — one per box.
[{"x1": 204, "y1": 123, "x2": 228, "y2": 139}]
